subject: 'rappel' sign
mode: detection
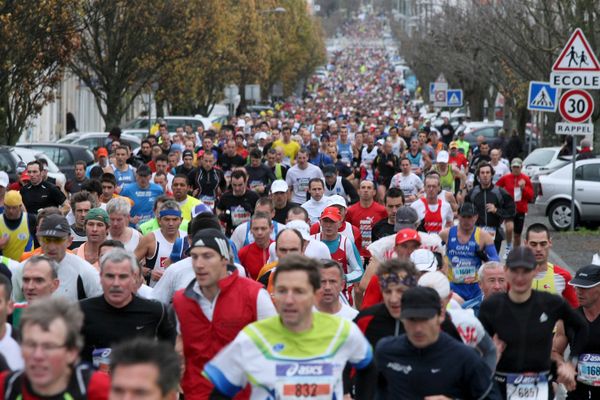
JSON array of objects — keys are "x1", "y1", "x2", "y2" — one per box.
[{"x1": 558, "y1": 89, "x2": 594, "y2": 123}]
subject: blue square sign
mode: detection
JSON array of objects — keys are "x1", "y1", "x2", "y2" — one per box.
[
  {"x1": 528, "y1": 81, "x2": 558, "y2": 112},
  {"x1": 446, "y1": 89, "x2": 463, "y2": 107}
]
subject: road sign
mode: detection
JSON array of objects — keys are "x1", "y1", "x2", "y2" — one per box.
[
  {"x1": 556, "y1": 122, "x2": 593, "y2": 135},
  {"x1": 558, "y1": 89, "x2": 594, "y2": 123},
  {"x1": 429, "y1": 82, "x2": 435, "y2": 97},
  {"x1": 446, "y1": 89, "x2": 463, "y2": 107},
  {"x1": 550, "y1": 28, "x2": 600, "y2": 89},
  {"x1": 432, "y1": 74, "x2": 448, "y2": 107},
  {"x1": 527, "y1": 82, "x2": 558, "y2": 112},
  {"x1": 245, "y1": 84, "x2": 261, "y2": 102}
]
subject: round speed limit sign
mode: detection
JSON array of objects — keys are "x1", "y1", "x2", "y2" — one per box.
[{"x1": 559, "y1": 89, "x2": 594, "y2": 123}]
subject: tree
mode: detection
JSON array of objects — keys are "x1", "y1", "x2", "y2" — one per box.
[
  {"x1": 70, "y1": 0, "x2": 190, "y2": 130},
  {"x1": 0, "y1": 0, "x2": 82, "y2": 145}
]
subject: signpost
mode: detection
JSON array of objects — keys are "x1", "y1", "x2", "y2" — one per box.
[
  {"x1": 432, "y1": 74, "x2": 448, "y2": 107},
  {"x1": 550, "y1": 29, "x2": 599, "y2": 230}
]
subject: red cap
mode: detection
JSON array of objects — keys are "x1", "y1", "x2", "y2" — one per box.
[
  {"x1": 320, "y1": 206, "x2": 342, "y2": 222},
  {"x1": 395, "y1": 228, "x2": 421, "y2": 245},
  {"x1": 20, "y1": 172, "x2": 30, "y2": 181},
  {"x1": 97, "y1": 147, "x2": 108, "y2": 157}
]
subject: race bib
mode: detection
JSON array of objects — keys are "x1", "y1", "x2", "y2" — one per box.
[
  {"x1": 506, "y1": 373, "x2": 548, "y2": 400},
  {"x1": 450, "y1": 257, "x2": 478, "y2": 283},
  {"x1": 578, "y1": 353, "x2": 600, "y2": 386},
  {"x1": 514, "y1": 187, "x2": 522, "y2": 202},
  {"x1": 200, "y1": 195, "x2": 215, "y2": 209},
  {"x1": 275, "y1": 363, "x2": 334, "y2": 400},
  {"x1": 92, "y1": 348, "x2": 112, "y2": 372},
  {"x1": 359, "y1": 218, "x2": 373, "y2": 248},
  {"x1": 481, "y1": 226, "x2": 497, "y2": 240},
  {"x1": 231, "y1": 206, "x2": 251, "y2": 227},
  {"x1": 298, "y1": 178, "x2": 310, "y2": 193}
]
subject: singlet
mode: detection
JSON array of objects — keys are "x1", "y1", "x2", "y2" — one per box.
[
  {"x1": 421, "y1": 198, "x2": 443, "y2": 233},
  {"x1": 533, "y1": 263, "x2": 557, "y2": 294},
  {"x1": 325, "y1": 177, "x2": 347, "y2": 199},
  {"x1": 146, "y1": 229, "x2": 187, "y2": 287},
  {"x1": 203, "y1": 313, "x2": 372, "y2": 400},
  {"x1": 338, "y1": 141, "x2": 353, "y2": 165},
  {"x1": 0, "y1": 213, "x2": 33, "y2": 261},
  {"x1": 112, "y1": 165, "x2": 136, "y2": 186},
  {"x1": 196, "y1": 168, "x2": 221, "y2": 208},
  {"x1": 406, "y1": 150, "x2": 423, "y2": 174},
  {"x1": 360, "y1": 146, "x2": 378, "y2": 181},
  {"x1": 574, "y1": 308, "x2": 600, "y2": 393},
  {"x1": 312, "y1": 233, "x2": 363, "y2": 284},
  {"x1": 446, "y1": 226, "x2": 482, "y2": 284},
  {"x1": 434, "y1": 164, "x2": 455, "y2": 192}
]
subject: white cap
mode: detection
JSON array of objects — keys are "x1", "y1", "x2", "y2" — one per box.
[
  {"x1": 328, "y1": 195, "x2": 347, "y2": 208},
  {"x1": 436, "y1": 150, "x2": 449, "y2": 163},
  {"x1": 0, "y1": 171, "x2": 8, "y2": 188},
  {"x1": 418, "y1": 271, "x2": 450, "y2": 300},
  {"x1": 254, "y1": 131, "x2": 268, "y2": 142},
  {"x1": 285, "y1": 220, "x2": 310, "y2": 240},
  {"x1": 410, "y1": 249, "x2": 438, "y2": 272},
  {"x1": 270, "y1": 180, "x2": 288, "y2": 193},
  {"x1": 237, "y1": 119, "x2": 246, "y2": 128}
]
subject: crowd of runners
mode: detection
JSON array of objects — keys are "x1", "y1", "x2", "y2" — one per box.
[{"x1": 0, "y1": 14, "x2": 597, "y2": 400}]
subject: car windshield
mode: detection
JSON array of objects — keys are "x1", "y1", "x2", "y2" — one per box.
[
  {"x1": 57, "y1": 136, "x2": 76, "y2": 144},
  {"x1": 524, "y1": 149, "x2": 555, "y2": 167}
]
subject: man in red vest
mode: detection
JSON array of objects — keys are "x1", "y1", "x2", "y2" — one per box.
[{"x1": 172, "y1": 228, "x2": 277, "y2": 400}]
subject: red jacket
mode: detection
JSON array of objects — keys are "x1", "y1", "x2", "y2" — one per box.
[
  {"x1": 173, "y1": 270, "x2": 262, "y2": 400},
  {"x1": 496, "y1": 172, "x2": 534, "y2": 214}
]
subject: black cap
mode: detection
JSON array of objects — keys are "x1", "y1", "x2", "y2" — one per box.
[
  {"x1": 570, "y1": 264, "x2": 600, "y2": 288},
  {"x1": 182, "y1": 150, "x2": 194, "y2": 159},
  {"x1": 323, "y1": 165, "x2": 337, "y2": 177},
  {"x1": 38, "y1": 214, "x2": 71, "y2": 238},
  {"x1": 190, "y1": 228, "x2": 231, "y2": 259},
  {"x1": 137, "y1": 165, "x2": 152, "y2": 176},
  {"x1": 458, "y1": 202, "x2": 477, "y2": 217},
  {"x1": 400, "y1": 286, "x2": 442, "y2": 320},
  {"x1": 395, "y1": 206, "x2": 419, "y2": 232},
  {"x1": 506, "y1": 246, "x2": 536, "y2": 270}
]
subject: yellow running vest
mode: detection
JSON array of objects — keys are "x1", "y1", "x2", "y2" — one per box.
[
  {"x1": 0, "y1": 213, "x2": 33, "y2": 261},
  {"x1": 532, "y1": 263, "x2": 557, "y2": 294}
]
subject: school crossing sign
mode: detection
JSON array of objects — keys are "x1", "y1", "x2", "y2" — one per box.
[{"x1": 550, "y1": 28, "x2": 600, "y2": 89}]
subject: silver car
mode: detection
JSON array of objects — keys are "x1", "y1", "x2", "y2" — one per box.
[{"x1": 535, "y1": 158, "x2": 600, "y2": 230}]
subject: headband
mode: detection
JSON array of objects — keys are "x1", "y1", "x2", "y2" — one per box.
[{"x1": 159, "y1": 209, "x2": 182, "y2": 218}]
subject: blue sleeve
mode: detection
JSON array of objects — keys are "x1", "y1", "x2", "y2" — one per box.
[
  {"x1": 229, "y1": 240, "x2": 240, "y2": 264},
  {"x1": 485, "y1": 243, "x2": 499, "y2": 261},
  {"x1": 345, "y1": 240, "x2": 364, "y2": 283},
  {"x1": 203, "y1": 363, "x2": 243, "y2": 398}
]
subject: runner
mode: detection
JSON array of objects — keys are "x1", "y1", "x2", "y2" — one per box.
[
  {"x1": 0, "y1": 298, "x2": 111, "y2": 399},
  {"x1": 238, "y1": 212, "x2": 274, "y2": 280},
  {"x1": 372, "y1": 188, "x2": 404, "y2": 242},
  {"x1": 314, "y1": 259, "x2": 358, "y2": 320},
  {"x1": 374, "y1": 286, "x2": 494, "y2": 399},
  {"x1": 462, "y1": 261, "x2": 507, "y2": 316},
  {"x1": 322, "y1": 164, "x2": 359, "y2": 205},
  {"x1": 74, "y1": 208, "x2": 109, "y2": 269},
  {"x1": 171, "y1": 174, "x2": 201, "y2": 221},
  {"x1": 346, "y1": 180, "x2": 387, "y2": 257},
  {"x1": 172, "y1": 228, "x2": 276, "y2": 400},
  {"x1": 270, "y1": 180, "x2": 298, "y2": 225},
  {"x1": 301, "y1": 178, "x2": 332, "y2": 224},
  {"x1": 389, "y1": 157, "x2": 424, "y2": 204},
  {"x1": 524, "y1": 223, "x2": 579, "y2": 307},
  {"x1": 439, "y1": 202, "x2": 499, "y2": 301},
  {"x1": 286, "y1": 148, "x2": 324, "y2": 204},
  {"x1": 203, "y1": 255, "x2": 372, "y2": 399},
  {"x1": 479, "y1": 247, "x2": 589, "y2": 400},
  {"x1": 411, "y1": 173, "x2": 453, "y2": 233},
  {"x1": 106, "y1": 197, "x2": 142, "y2": 253},
  {"x1": 216, "y1": 170, "x2": 260, "y2": 236},
  {"x1": 189, "y1": 151, "x2": 226, "y2": 210},
  {"x1": 0, "y1": 191, "x2": 36, "y2": 261},
  {"x1": 231, "y1": 197, "x2": 285, "y2": 251},
  {"x1": 553, "y1": 264, "x2": 600, "y2": 399},
  {"x1": 135, "y1": 200, "x2": 187, "y2": 287},
  {"x1": 120, "y1": 165, "x2": 164, "y2": 227},
  {"x1": 69, "y1": 190, "x2": 96, "y2": 250},
  {"x1": 79, "y1": 248, "x2": 175, "y2": 367}
]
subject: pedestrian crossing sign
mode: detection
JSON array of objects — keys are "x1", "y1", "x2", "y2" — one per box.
[
  {"x1": 446, "y1": 89, "x2": 463, "y2": 107},
  {"x1": 528, "y1": 81, "x2": 558, "y2": 112}
]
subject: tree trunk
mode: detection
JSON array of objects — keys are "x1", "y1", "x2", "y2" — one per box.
[{"x1": 466, "y1": 89, "x2": 485, "y2": 121}]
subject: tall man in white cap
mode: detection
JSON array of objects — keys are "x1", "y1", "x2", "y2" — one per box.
[
  {"x1": 270, "y1": 179, "x2": 298, "y2": 224},
  {"x1": 12, "y1": 214, "x2": 102, "y2": 302},
  {"x1": 172, "y1": 228, "x2": 276, "y2": 400},
  {"x1": 553, "y1": 264, "x2": 600, "y2": 399}
]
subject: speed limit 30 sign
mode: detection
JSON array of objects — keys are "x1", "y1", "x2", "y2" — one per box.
[{"x1": 559, "y1": 89, "x2": 594, "y2": 123}]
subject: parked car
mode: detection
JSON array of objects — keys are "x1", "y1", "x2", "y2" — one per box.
[
  {"x1": 0, "y1": 146, "x2": 66, "y2": 187},
  {"x1": 535, "y1": 158, "x2": 600, "y2": 230},
  {"x1": 522, "y1": 147, "x2": 571, "y2": 197},
  {"x1": 57, "y1": 132, "x2": 141, "y2": 152},
  {"x1": 122, "y1": 116, "x2": 204, "y2": 134},
  {"x1": 16, "y1": 143, "x2": 94, "y2": 182}
]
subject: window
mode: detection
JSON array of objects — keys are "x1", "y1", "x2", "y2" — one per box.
[
  {"x1": 0, "y1": 153, "x2": 15, "y2": 174},
  {"x1": 576, "y1": 164, "x2": 600, "y2": 182},
  {"x1": 475, "y1": 127, "x2": 496, "y2": 138}
]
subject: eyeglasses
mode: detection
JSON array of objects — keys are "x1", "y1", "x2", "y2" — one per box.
[
  {"x1": 39, "y1": 236, "x2": 67, "y2": 244},
  {"x1": 22, "y1": 340, "x2": 67, "y2": 354}
]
